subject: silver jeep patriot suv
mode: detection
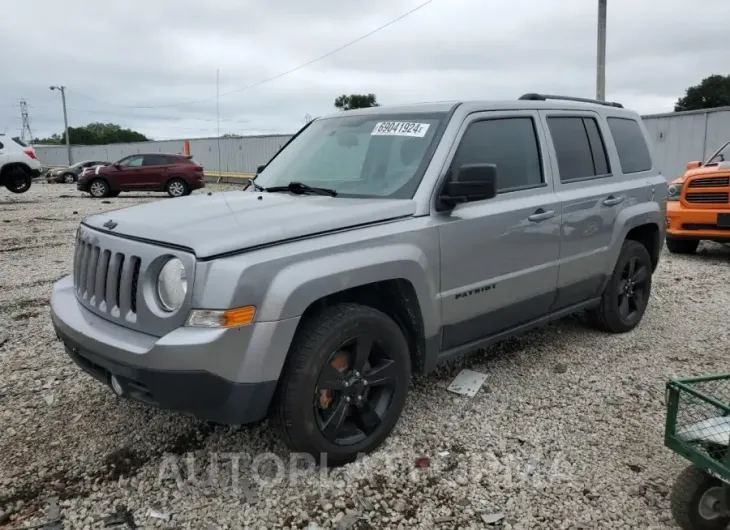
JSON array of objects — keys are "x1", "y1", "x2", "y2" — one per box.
[{"x1": 51, "y1": 94, "x2": 667, "y2": 465}]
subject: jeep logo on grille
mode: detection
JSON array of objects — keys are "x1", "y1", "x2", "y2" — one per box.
[{"x1": 103, "y1": 220, "x2": 118, "y2": 230}]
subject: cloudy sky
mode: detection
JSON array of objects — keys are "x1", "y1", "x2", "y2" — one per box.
[{"x1": 1, "y1": 0, "x2": 727, "y2": 141}]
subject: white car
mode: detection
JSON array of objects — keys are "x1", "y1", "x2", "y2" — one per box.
[{"x1": 0, "y1": 136, "x2": 42, "y2": 193}]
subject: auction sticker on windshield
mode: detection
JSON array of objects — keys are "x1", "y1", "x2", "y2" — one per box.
[{"x1": 372, "y1": 121, "x2": 431, "y2": 137}]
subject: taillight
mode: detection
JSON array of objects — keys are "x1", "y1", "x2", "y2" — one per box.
[{"x1": 23, "y1": 148, "x2": 37, "y2": 160}]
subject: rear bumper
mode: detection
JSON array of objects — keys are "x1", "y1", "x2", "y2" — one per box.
[{"x1": 666, "y1": 201, "x2": 730, "y2": 240}]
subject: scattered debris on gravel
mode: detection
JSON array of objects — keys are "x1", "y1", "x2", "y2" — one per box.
[{"x1": 2, "y1": 182, "x2": 730, "y2": 529}]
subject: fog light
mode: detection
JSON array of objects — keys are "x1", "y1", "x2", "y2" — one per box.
[{"x1": 110, "y1": 375, "x2": 124, "y2": 396}]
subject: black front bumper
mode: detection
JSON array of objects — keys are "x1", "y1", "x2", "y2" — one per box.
[{"x1": 61, "y1": 337, "x2": 276, "y2": 425}]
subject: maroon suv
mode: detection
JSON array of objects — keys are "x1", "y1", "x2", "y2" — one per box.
[{"x1": 77, "y1": 153, "x2": 205, "y2": 198}]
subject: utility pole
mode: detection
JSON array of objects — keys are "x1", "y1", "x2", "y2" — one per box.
[
  {"x1": 50, "y1": 85, "x2": 72, "y2": 164},
  {"x1": 19, "y1": 100, "x2": 33, "y2": 144},
  {"x1": 216, "y1": 69, "x2": 222, "y2": 177},
  {"x1": 596, "y1": 0, "x2": 607, "y2": 101}
]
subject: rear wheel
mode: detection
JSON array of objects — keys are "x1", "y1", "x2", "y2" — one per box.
[
  {"x1": 670, "y1": 465, "x2": 730, "y2": 530},
  {"x1": 63, "y1": 173, "x2": 76, "y2": 184},
  {"x1": 667, "y1": 237, "x2": 700, "y2": 255},
  {"x1": 587, "y1": 239, "x2": 652, "y2": 333},
  {"x1": 4, "y1": 167, "x2": 32, "y2": 193},
  {"x1": 166, "y1": 178, "x2": 188, "y2": 198},
  {"x1": 88, "y1": 178, "x2": 110, "y2": 198},
  {"x1": 274, "y1": 303, "x2": 411, "y2": 466}
]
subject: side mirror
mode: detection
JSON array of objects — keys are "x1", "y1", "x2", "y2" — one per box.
[
  {"x1": 113, "y1": 163, "x2": 121, "y2": 169},
  {"x1": 440, "y1": 164, "x2": 497, "y2": 208},
  {"x1": 686, "y1": 161, "x2": 702, "y2": 170},
  {"x1": 256, "y1": 164, "x2": 266, "y2": 174}
]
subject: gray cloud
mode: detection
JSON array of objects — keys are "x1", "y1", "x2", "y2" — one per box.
[{"x1": 1, "y1": 0, "x2": 727, "y2": 140}]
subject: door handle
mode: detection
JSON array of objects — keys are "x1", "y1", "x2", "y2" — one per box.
[
  {"x1": 603, "y1": 195, "x2": 625, "y2": 207},
  {"x1": 528, "y1": 209, "x2": 556, "y2": 222}
]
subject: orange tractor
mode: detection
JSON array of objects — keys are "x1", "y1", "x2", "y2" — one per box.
[{"x1": 666, "y1": 140, "x2": 730, "y2": 254}]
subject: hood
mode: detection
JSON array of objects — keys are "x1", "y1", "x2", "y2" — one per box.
[
  {"x1": 681, "y1": 166, "x2": 730, "y2": 181},
  {"x1": 83, "y1": 191, "x2": 416, "y2": 258}
]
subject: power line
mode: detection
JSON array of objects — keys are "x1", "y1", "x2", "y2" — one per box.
[{"x1": 65, "y1": 0, "x2": 435, "y2": 110}]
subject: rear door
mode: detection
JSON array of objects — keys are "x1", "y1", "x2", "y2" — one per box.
[
  {"x1": 541, "y1": 111, "x2": 648, "y2": 309},
  {"x1": 142, "y1": 154, "x2": 172, "y2": 189}
]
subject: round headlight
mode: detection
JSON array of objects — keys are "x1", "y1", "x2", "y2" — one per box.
[{"x1": 157, "y1": 258, "x2": 187, "y2": 312}]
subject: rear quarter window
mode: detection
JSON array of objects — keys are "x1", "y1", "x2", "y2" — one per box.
[{"x1": 607, "y1": 117, "x2": 652, "y2": 174}]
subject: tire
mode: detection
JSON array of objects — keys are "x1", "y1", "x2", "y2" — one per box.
[
  {"x1": 166, "y1": 178, "x2": 188, "y2": 198},
  {"x1": 587, "y1": 240, "x2": 652, "y2": 333},
  {"x1": 4, "y1": 167, "x2": 32, "y2": 194},
  {"x1": 274, "y1": 303, "x2": 411, "y2": 466},
  {"x1": 88, "y1": 178, "x2": 110, "y2": 198},
  {"x1": 667, "y1": 237, "x2": 700, "y2": 255},
  {"x1": 63, "y1": 173, "x2": 76, "y2": 184},
  {"x1": 670, "y1": 465, "x2": 730, "y2": 530}
]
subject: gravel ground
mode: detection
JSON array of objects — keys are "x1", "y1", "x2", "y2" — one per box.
[{"x1": 2, "y1": 182, "x2": 730, "y2": 529}]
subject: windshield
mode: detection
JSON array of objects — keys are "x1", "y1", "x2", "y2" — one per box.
[
  {"x1": 705, "y1": 141, "x2": 730, "y2": 166},
  {"x1": 253, "y1": 112, "x2": 447, "y2": 198}
]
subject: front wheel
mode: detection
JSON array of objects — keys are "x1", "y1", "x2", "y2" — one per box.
[
  {"x1": 166, "y1": 178, "x2": 188, "y2": 198},
  {"x1": 88, "y1": 178, "x2": 110, "y2": 198},
  {"x1": 587, "y1": 240, "x2": 652, "y2": 333},
  {"x1": 667, "y1": 237, "x2": 700, "y2": 255},
  {"x1": 4, "y1": 168, "x2": 32, "y2": 193},
  {"x1": 671, "y1": 466, "x2": 730, "y2": 530},
  {"x1": 274, "y1": 303, "x2": 411, "y2": 466},
  {"x1": 63, "y1": 173, "x2": 76, "y2": 184}
]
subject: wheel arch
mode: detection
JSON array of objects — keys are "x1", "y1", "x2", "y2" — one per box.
[
  {"x1": 88, "y1": 175, "x2": 111, "y2": 191},
  {"x1": 294, "y1": 278, "x2": 428, "y2": 373},
  {"x1": 247, "y1": 245, "x2": 438, "y2": 378},
  {"x1": 165, "y1": 175, "x2": 188, "y2": 187},
  {"x1": 609, "y1": 202, "x2": 665, "y2": 273},
  {"x1": 0, "y1": 162, "x2": 32, "y2": 177},
  {"x1": 626, "y1": 223, "x2": 661, "y2": 271}
]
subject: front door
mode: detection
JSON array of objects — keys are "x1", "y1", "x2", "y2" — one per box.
[
  {"x1": 115, "y1": 155, "x2": 145, "y2": 190},
  {"x1": 437, "y1": 111, "x2": 562, "y2": 350}
]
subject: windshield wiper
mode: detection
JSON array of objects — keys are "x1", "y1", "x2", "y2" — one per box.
[
  {"x1": 264, "y1": 181, "x2": 337, "y2": 197},
  {"x1": 249, "y1": 180, "x2": 265, "y2": 191}
]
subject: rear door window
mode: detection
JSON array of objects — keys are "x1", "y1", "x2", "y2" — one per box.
[
  {"x1": 606, "y1": 117, "x2": 652, "y2": 174},
  {"x1": 143, "y1": 155, "x2": 168, "y2": 166},
  {"x1": 547, "y1": 116, "x2": 611, "y2": 182}
]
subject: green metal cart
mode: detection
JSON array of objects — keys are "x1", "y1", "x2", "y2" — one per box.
[{"x1": 666, "y1": 374, "x2": 730, "y2": 529}]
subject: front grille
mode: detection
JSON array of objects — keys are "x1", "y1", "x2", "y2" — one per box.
[
  {"x1": 685, "y1": 192, "x2": 729, "y2": 204},
  {"x1": 688, "y1": 177, "x2": 730, "y2": 188},
  {"x1": 73, "y1": 233, "x2": 140, "y2": 322}
]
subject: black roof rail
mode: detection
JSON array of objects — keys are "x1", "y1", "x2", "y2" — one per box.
[{"x1": 518, "y1": 93, "x2": 623, "y2": 109}]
